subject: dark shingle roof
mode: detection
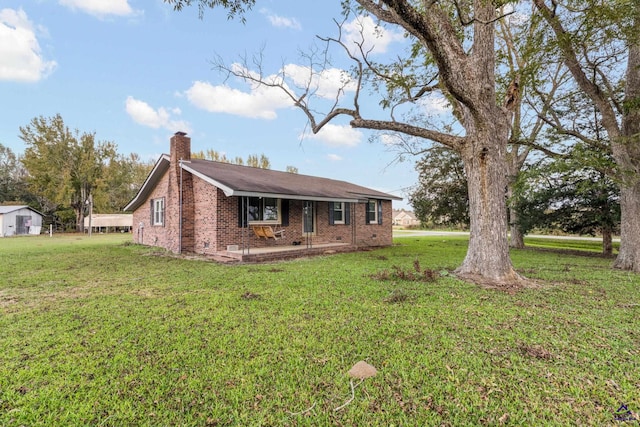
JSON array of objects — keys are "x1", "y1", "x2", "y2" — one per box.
[
  {"x1": 124, "y1": 155, "x2": 400, "y2": 211},
  {"x1": 184, "y1": 159, "x2": 400, "y2": 202}
]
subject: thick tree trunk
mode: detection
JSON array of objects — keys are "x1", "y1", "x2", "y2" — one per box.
[
  {"x1": 602, "y1": 225, "x2": 613, "y2": 257},
  {"x1": 613, "y1": 184, "x2": 640, "y2": 271},
  {"x1": 455, "y1": 128, "x2": 522, "y2": 285},
  {"x1": 509, "y1": 218, "x2": 525, "y2": 249},
  {"x1": 614, "y1": 17, "x2": 640, "y2": 272},
  {"x1": 506, "y1": 185, "x2": 525, "y2": 249}
]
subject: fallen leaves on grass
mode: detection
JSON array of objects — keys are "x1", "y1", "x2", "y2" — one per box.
[{"x1": 369, "y1": 259, "x2": 439, "y2": 283}]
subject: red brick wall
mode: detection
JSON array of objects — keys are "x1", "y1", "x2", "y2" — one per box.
[
  {"x1": 132, "y1": 132, "x2": 394, "y2": 254},
  {"x1": 131, "y1": 133, "x2": 193, "y2": 254},
  {"x1": 211, "y1": 197, "x2": 394, "y2": 251},
  {"x1": 133, "y1": 181, "x2": 394, "y2": 254}
]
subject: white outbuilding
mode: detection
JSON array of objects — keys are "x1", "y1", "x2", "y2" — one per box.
[
  {"x1": 83, "y1": 214, "x2": 133, "y2": 233},
  {"x1": 0, "y1": 205, "x2": 44, "y2": 237}
]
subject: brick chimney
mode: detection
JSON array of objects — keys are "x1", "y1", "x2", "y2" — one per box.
[
  {"x1": 170, "y1": 131, "x2": 191, "y2": 164},
  {"x1": 168, "y1": 132, "x2": 194, "y2": 253}
]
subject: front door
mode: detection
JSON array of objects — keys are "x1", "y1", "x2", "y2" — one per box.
[{"x1": 303, "y1": 201, "x2": 315, "y2": 234}]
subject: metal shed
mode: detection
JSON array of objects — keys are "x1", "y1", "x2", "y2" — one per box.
[{"x1": 0, "y1": 206, "x2": 44, "y2": 237}]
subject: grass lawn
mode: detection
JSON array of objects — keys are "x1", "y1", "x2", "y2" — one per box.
[{"x1": 1, "y1": 233, "x2": 638, "y2": 426}]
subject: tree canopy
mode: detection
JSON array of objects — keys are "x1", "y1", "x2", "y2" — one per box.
[{"x1": 18, "y1": 114, "x2": 151, "y2": 231}]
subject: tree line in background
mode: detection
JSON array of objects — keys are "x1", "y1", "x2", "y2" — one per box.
[
  {"x1": 0, "y1": 114, "x2": 287, "y2": 232},
  {"x1": 408, "y1": 146, "x2": 620, "y2": 255},
  {"x1": 0, "y1": 114, "x2": 154, "y2": 232}
]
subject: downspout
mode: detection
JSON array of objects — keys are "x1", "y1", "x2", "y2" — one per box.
[
  {"x1": 179, "y1": 158, "x2": 183, "y2": 254},
  {"x1": 246, "y1": 196, "x2": 250, "y2": 255},
  {"x1": 352, "y1": 201, "x2": 356, "y2": 248}
]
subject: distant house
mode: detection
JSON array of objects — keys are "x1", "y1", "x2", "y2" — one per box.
[
  {"x1": 393, "y1": 209, "x2": 420, "y2": 227},
  {"x1": 124, "y1": 132, "x2": 401, "y2": 261},
  {"x1": 83, "y1": 214, "x2": 133, "y2": 233},
  {"x1": 0, "y1": 205, "x2": 43, "y2": 237}
]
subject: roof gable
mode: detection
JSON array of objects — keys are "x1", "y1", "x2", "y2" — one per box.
[
  {"x1": 123, "y1": 155, "x2": 170, "y2": 211},
  {"x1": 0, "y1": 205, "x2": 43, "y2": 216}
]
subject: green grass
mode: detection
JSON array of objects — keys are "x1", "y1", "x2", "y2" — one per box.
[{"x1": 1, "y1": 233, "x2": 639, "y2": 426}]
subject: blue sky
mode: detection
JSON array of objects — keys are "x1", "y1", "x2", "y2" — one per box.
[{"x1": 0, "y1": 0, "x2": 440, "y2": 209}]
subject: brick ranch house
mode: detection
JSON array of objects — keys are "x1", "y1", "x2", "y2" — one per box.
[{"x1": 124, "y1": 132, "x2": 401, "y2": 261}]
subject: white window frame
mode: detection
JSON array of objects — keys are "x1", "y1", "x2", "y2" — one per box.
[
  {"x1": 333, "y1": 202, "x2": 345, "y2": 224},
  {"x1": 248, "y1": 197, "x2": 281, "y2": 224},
  {"x1": 153, "y1": 198, "x2": 164, "y2": 226},
  {"x1": 367, "y1": 200, "x2": 378, "y2": 224}
]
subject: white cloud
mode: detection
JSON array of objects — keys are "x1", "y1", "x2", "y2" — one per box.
[
  {"x1": 418, "y1": 95, "x2": 451, "y2": 115},
  {"x1": 379, "y1": 134, "x2": 400, "y2": 147},
  {"x1": 343, "y1": 15, "x2": 405, "y2": 56},
  {"x1": 304, "y1": 123, "x2": 362, "y2": 148},
  {"x1": 327, "y1": 154, "x2": 343, "y2": 161},
  {"x1": 282, "y1": 64, "x2": 356, "y2": 99},
  {"x1": 184, "y1": 80, "x2": 292, "y2": 119},
  {"x1": 501, "y1": 3, "x2": 529, "y2": 27},
  {"x1": 125, "y1": 96, "x2": 191, "y2": 133},
  {"x1": 0, "y1": 8, "x2": 56, "y2": 82},
  {"x1": 59, "y1": 0, "x2": 138, "y2": 18},
  {"x1": 260, "y1": 8, "x2": 301, "y2": 30}
]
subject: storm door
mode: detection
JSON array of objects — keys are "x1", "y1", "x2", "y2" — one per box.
[{"x1": 303, "y1": 201, "x2": 315, "y2": 234}]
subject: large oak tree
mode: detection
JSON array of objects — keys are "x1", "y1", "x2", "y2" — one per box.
[
  {"x1": 166, "y1": 0, "x2": 534, "y2": 286},
  {"x1": 533, "y1": 0, "x2": 640, "y2": 272}
]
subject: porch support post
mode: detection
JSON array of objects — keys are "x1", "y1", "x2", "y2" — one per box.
[{"x1": 242, "y1": 196, "x2": 250, "y2": 255}]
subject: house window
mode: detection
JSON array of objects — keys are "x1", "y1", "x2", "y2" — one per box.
[
  {"x1": 333, "y1": 202, "x2": 345, "y2": 224},
  {"x1": 329, "y1": 202, "x2": 350, "y2": 225},
  {"x1": 152, "y1": 198, "x2": 164, "y2": 226},
  {"x1": 366, "y1": 200, "x2": 382, "y2": 225},
  {"x1": 248, "y1": 197, "x2": 280, "y2": 223}
]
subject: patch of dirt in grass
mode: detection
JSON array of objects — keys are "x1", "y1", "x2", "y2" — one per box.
[
  {"x1": 617, "y1": 303, "x2": 640, "y2": 309},
  {"x1": 241, "y1": 291, "x2": 261, "y2": 300},
  {"x1": 0, "y1": 292, "x2": 19, "y2": 307},
  {"x1": 456, "y1": 272, "x2": 544, "y2": 294},
  {"x1": 383, "y1": 289, "x2": 411, "y2": 304},
  {"x1": 519, "y1": 344, "x2": 553, "y2": 360},
  {"x1": 517, "y1": 268, "x2": 539, "y2": 275}
]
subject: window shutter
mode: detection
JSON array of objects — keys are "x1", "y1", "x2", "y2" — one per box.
[
  {"x1": 365, "y1": 201, "x2": 369, "y2": 224},
  {"x1": 281, "y1": 199, "x2": 289, "y2": 226},
  {"x1": 150, "y1": 199, "x2": 154, "y2": 225},
  {"x1": 161, "y1": 197, "x2": 165, "y2": 227},
  {"x1": 345, "y1": 202, "x2": 350, "y2": 225},
  {"x1": 237, "y1": 197, "x2": 247, "y2": 228},
  {"x1": 377, "y1": 200, "x2": 383, "y2": 225},
  {"x1": 328, "y1": 202, "x2": 334, "y2": 225}
]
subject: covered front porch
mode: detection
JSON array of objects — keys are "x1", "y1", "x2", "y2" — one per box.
[{"x1": 220, "y1": 241, "x2": 356, "y2": 262}]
